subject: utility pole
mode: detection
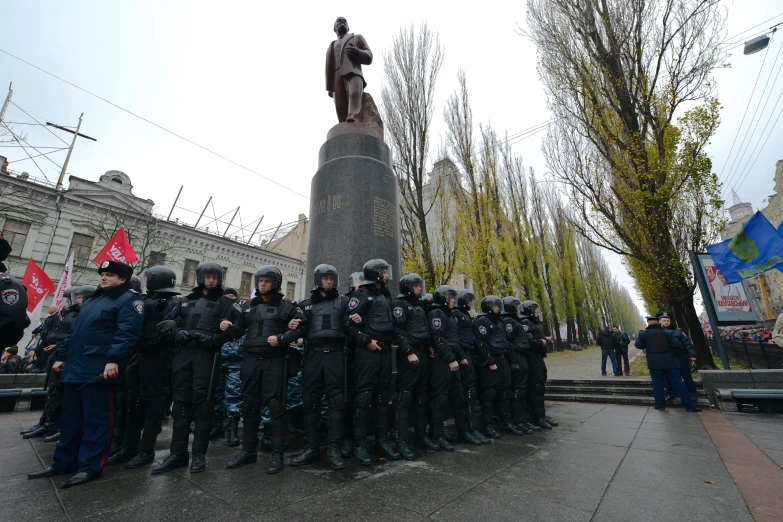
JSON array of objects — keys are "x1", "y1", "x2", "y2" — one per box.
[
  {"x1": 0, "y1": 82, "x2": 12, "y2": 122},
  {"x1": 41, "y1": 114, "x2": 97, "y2": 269}
]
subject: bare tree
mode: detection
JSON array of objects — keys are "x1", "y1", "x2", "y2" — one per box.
[{"x1": 381, "y1": 23, "x2": 451, "y2": 287}]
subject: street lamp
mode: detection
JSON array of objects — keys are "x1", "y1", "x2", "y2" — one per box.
[{"x1": 744, "y1": 26, "x2": 778, "y2": 55}]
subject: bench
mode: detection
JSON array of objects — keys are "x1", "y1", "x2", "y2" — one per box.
[{"x1": 714, "y1": 388, "x2": 783, "y2": 413}]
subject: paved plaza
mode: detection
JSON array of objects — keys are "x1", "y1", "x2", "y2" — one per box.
[{"x1": 3, "y1": 402, "x2": 782, "y2": 521}]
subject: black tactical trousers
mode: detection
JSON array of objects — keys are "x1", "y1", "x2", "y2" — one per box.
[
  {"x1": 111, "y1": 358, "x2": 129, "y2": 449},
  {"x1": 453, "y1": 354, "x2": 481, "y2": 433},
  {"x1": 479, "y1": 355, "x2": 512, "y2": 426},
  {"x1": 510, "y1": 352, "x2": 530, "y2": 425},
  {"x1": 352, "y1": 345, "x2": 392, "y2": 441},
  {"x1": 41, "y1": 355, "x2": 64, "y2": 428},
  {"x1": 170, "y1": 348, "x2": 220, "y2": 456},
  {"x1": 240, "y1": 354, "x2": 285, "y2": 452},
  {"x1": 429, "y1": 356, "x2": 461, "y2": 438},
  {"x1": 124, "y1": 350, "x2": 171, "y2": 454},
  {"x1": 302, "y1": 346, "x2": 346, "y2": 445},
  {"x1": 394, "y1": 347, "x2": 427, "y2": 440},
  {"x1": 527, "y1": 352, "x2": 547, "y2": 419}
]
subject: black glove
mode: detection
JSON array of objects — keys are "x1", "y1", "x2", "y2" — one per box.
[
  {"x1": 174, "y1": 330, "x2": 191, "y2": 345},
  {"x1": 510, "y1": 363, "x2": 520, "y2": 371},
  {"x1": 157, "y1": 320, "x2": 177, "y2": 334},
  {"x1": 189, "y1": 332, "x2": 216, "y2": 350}
]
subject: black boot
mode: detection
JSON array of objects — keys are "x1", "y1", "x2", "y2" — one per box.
[
  {"x1": 459, "y1": 430, "x2": 482, "y2": 446},
  {"x1": 327, "y1": 443, "x2": 346, "y2": 470},
  {"x1": 432, "y1": 436, "x2": 455, "y2": 451},
  {"x1": 353, "y1": 439, "x2": 372, "y2": 466},
  {"x1": 266, "y1": 448, "x2": 284, "y2": 474},
  {"x1": 209, "y1": 411, "x2": 225, "y2": 440},
  {"x1": 106, "y1": 447, "x2": 135, "y2": 466},
  {"x1": 22, "y1": 425, "x2": 55, "y2": 439},
  {"x1": 151, "y1": 452, "x2": 189, "y2": 474},
  {"x1": 227, "y1": 450, "x2": 257, "y2": 468},
  {"x1": 21, "y1": 423, "x2": 41, "y2": 435},
  {"x1": 415, "y1": 433, "x2": 441, "y2": 451},
  {"x1": 472, "y1": 430, "x2": 492, "y2": 444},
  {"x1": 190, "y1": 453, "x2": 206, "y2": 473},
  {"x1": 514, "y1": 423, "x2": 534, "y2": 435},
  {"x1": 340, "y1": 438, "x2": 353, "y2": 458},
  {"x1": 126, "y1": 450, "x2": 154, "y2": 469},
  {"x1": 291, "y1": 446, "x2": 320, "y2": 467},
  {"x1": 43, "y1": 431, "x2": 60, "y2": 442},
  {"x1": 533, "y1": 418, "x2": 552, "y2": 430},
  {"x1": 225, "y1": 418, "x2": 240, "y2": 447},
  {"x1": 375, "y1": 435, "x2": 402, "y2": 460},
  {"x1": 500, "y1": 423, "x2": 526, "y2": 436},
  {"x1": 544, "y1": 416, "x2": 558, "y2": 427},
  {"x1": 483, "y1": 425, "x2": 501, "y2": 439}
]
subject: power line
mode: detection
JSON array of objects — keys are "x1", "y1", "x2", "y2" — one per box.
[
  {"x1": 9, "y1": 100, "x2": 71, "y2": 146},
  {"x1": 0, "y1": 47, "x2": 310, "y2": 200},
  {"x1": 717, "y1": 42, "x2": 771, "y2": 188},
  {"x1": 732, "y1": 104, "x2": 783, "y2": 193},
  {"x1": 0, "y1": 122, "x2": 63, "y2": 171},
  {"x1": 1, "y1": 123, "x2": 51, "y2": 181},
  {"x1": 722, "y1": 12, "x2": 783, "y2": 47},
  {"x1": 722, "y1": 32, "x2": 783, "y2": 193}
]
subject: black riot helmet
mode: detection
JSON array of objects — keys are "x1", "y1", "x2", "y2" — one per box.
[
  {"x1": 254, "y1": 265, "x2": 283, "y2": 295},
  {"x1": 62, "y1": 287, "x2": 75, "y2": 306},
  {"x1": 521, "y1": 300, "x2": 542, "y2": 322},
  {"x1": 456, "y1": 290, "x2": 475, "y2": 310},
  {"x1": 433, "y1": 285, "x2": 458, "y2": 308},
  {"x1": 398, "y1": 273, "x2": 425, "y2": 298},
  {"x1": 313, "y1": 264, "x2": 338, "y2": 291},
  {"x1": 480, "y1": 295, "x2": 503, "y2": 316},
  {"x1": 502, "y1": 296, "x2": 522, "y2": 317},
  {"x1": 362, "y1": 259, "x2": 392, "y2": 285},
  {"x1": 143, "y1": 266, "x2": 179, "y2": 294},
  {"x1": 130, "y1": 275, "x2": 142, "y2": 293},
  {"x1": 348, "y1": 271, "x2": 365, "y2": 293},
  {"x1": 72, "y1": 285, "x2": 97, "y2": 301},
  {"x1": 420, "y1": 293, "x2": 433, "y2": 310},
  {"x1": 196, "y1": 261, "x2": 224, "y2": 288}
]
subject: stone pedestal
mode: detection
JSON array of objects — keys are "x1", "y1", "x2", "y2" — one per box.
[{"x1": 306, "y1": 132, "x2": 401, "y2": 296}]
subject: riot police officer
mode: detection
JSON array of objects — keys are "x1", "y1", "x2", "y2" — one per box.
[
  {"x1": 473, "y1": 296, "x2": 522, "y2": 438},
  {"x1": 24, "y1": 286, "x2": 96, "y2": 441},
  {"x1": 345, "y1": 259, "x2": 400, "y2": 465},
  {"x1": 210, "y1": 287, "x2": 239, "y2": 441},
  {"x1": 518, "y1": 300, "x2": 557, "y2": 429},
  {"x1": 453, "y1": 290, "x2": 490, "y2": 445},
  {"x1": 291, "y1": 264, "x2": 349, "y2": 470},
  {"x1": 339, "y1": 271, "x2": 365, "y2": 458},
  {"x1": 391, "y1": 273, "x2": 431, "y2": 458},
  {"x1": 108, "y1": 266, "x2": 180, "y2": 469},
  {"x1": 0, "y1": 238, "x2": 29, "y2": 351},
  {"x1": 427, "y1": 285, "x2": 476, "y2": 449},
  {"x1": 227, "y1": 265, "x2": 306, "y2": 474},
  {"x1": 152, "y1": 261, "x2": 241, "y2": 474},
  {"x1": 500, "y1": 297, "x2": 534, "y2": 434}
]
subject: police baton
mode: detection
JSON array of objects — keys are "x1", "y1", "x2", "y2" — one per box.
[{"x1": 206, "y1": 351, "x2": 220, "y2": 402}]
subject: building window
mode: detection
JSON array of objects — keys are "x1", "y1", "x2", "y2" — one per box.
[
  {"x1": 286, "y1": 281, "x2": 296, "y2": 301},
  {"x1": 69, "y1": 233, "x2": 94, "y2": 266},
  {"x1": 182, "y1": 259, "x2": 199, "y2": 287},
  {"x1": 239, "y1": 271, "x2": 253, "y2": 299},
  {"x1": 1, "y1": 219, "x2": 30, "y2": 253},
  {"x1": 149, "y1": 251, "x2": 166, "y2": 267},
  {"x1": 222, "y1": 266, "x2": 229, "y2": 282}
]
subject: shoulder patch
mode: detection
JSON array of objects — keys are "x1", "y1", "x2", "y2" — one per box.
[
  {"x1": 181, "y1": 302, "x2": 189, "y2": 308},
  {"x1": 304, "y1": 304, "x2": 312, "y2": 311},
  {"x1": 1, "y1": 288, "x2": 20, "y2": 305},
  {"x1": 478, "y1": 325, "x2": 487, "y2": 335},
  {"x1": 505, "y1": 323, "x2": 513, "y2": 333},
  {"x1": 133, "y1": 300, "x2": 144, "y2": 315},
  {"x1": 393, "y1": 306, "x2": 403, "y2": 318},
  {"x1": 522, "y1": 324, "x2": 529, "y2": 331},
  {"x1": 432, "y1": 318, "x2": 442, "y2": 329},
  {"x1": 348, "y1": 297, "x2": 360, "y2": 310},
  {"x1": 128, "y1": 288, "x2": 139, "y2": 294}
]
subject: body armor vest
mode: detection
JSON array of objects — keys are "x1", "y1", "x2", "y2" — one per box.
[
  {"x1": 441, "y1": 313, "x2": 461, "y2": 350},
  {"x1": 645, "y1": 329, "x2": 671, "y2": 354},
  {"x1": 487, "y1": 318, "x2": 509, "y2": 353},
  {"x1": 307, "y1": 298, "x2": 346, "y2": 344},
  {"x1": 503, "y1": 317, "x2": 530, "y2": 352},
  {"x1": 405, "y1": 304, "x2": 431, "y2": 345},
  {"x1": 454, "y1": 310, "x2": 476, "y2": 351},
  {"x1": 182, "y1": 297, "x2": 221, "y2": 336},
  {"x1": 364, "y1": 292, "x2": 394, "y2": 338},
  {"x1": 242, "y1": 301, "x2": 289, "y2": 353}
]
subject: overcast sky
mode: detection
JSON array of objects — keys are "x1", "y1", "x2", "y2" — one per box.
[{"x1": 2, "y1": 0, "x2": 781, "y2": 318}]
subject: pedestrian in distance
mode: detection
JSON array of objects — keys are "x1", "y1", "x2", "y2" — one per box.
[
  {"x1": 597, "y1": 326, "x2": 621, "y2": 376},
  {"x1": 612, "y1": 326, "x2": 631, "y2": 376}
]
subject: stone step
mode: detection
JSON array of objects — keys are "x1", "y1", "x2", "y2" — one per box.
[
  {"x1": 548, "y1": 377, "x2": 704, "y2": 389},
  {"x1": 547, "y1": 385, "x2": 708, "y2": 397},
  {"x1": 545, "y1": 392, "x2": 712, "y2": 408}
]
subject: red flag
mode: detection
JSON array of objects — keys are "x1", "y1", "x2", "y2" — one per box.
[
  {"x1": 93, "y1": 227, "x2": 138, "y2": 265},
  {"x1": 22, "y1": 258, "x2": 56, "y2": 312}
]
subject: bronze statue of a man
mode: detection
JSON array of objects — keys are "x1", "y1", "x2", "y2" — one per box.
[{"x1": 325, "y1": 17, "x2": 373, "y2": 123}]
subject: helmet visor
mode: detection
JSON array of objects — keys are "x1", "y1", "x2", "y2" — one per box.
[
  {"x1": 198, "y1": 268, "x2": 223, "y2": 287},
  {"x1": 316, "y1": 272, "x2": 338, "y2": 291}
]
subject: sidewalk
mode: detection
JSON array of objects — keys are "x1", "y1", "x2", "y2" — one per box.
[
  {"x1": 3, "y1": 402, "x2": 781, "y2": 521},
  {"x1": 545, "y1": 346, "x2": 643, "y2": 380}
]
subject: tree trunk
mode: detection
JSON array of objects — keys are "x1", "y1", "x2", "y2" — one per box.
[{"x1": 675, "y1": 298, "x2": 717, "y2": 369}]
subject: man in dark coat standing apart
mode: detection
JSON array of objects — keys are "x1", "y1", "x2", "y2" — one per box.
[
  {"x1": 28, "y1": 260, "x2": 143, "y2": 488},
  {"x1": 325, "y1": 17, "x2": 373, "y2": 123}
]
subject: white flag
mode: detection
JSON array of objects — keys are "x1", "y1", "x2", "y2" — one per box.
[
  {"x1": 18, "y1": 298, "x2": 45, "y2": 357},
  {"x1": 53, "y1": 250, "x2": 75, "y2": 310}
]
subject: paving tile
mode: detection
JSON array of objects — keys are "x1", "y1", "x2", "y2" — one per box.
[{"x1": 0, "y1": 490, "x2": 67, "y2": 521}]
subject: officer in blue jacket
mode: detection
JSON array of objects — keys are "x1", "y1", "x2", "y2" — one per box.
[
  {"x1": 635, "y1": 315, "x2": 701, "y2": 412},
  {"x1": 28, "y1": 260, "x2": 143, "y2": 488},
  {"x1": 657, "y1": 311, "x2": 698, "y2": 402}
]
